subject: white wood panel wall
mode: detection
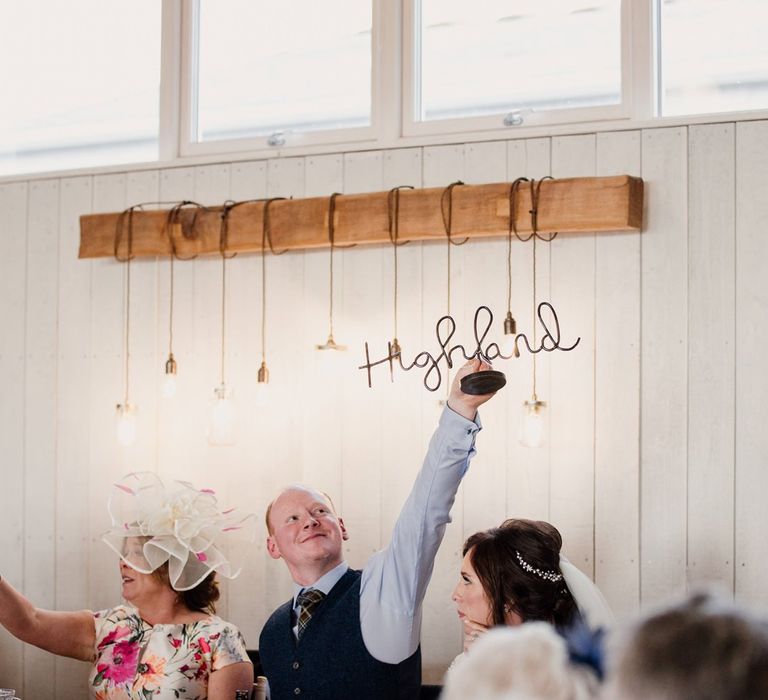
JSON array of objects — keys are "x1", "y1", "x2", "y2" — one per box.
[{"x1": 2, "y1": 121, "x2": 768, "y2": 694}]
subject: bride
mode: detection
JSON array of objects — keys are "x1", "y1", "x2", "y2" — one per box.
[{"x1": 449, "y1": 518, "x2": 613, "y2": 666}]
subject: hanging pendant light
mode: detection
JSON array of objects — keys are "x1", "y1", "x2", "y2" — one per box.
[
  {"x1": 114, "y1": 206, "x2": 140, "y2": 446},
  {"x1": 386, "y1": 185, "x2": 413, "y2": 381},
  {"x1": 209, "y1": 204, "x2": 237, "y2": 446},
  {"x1": 520, "y1": 397, "x2": 547, "y2": 448},
  {"x1": 162, "y1": 249, "x2": 178, "y2": 399},
  {"x1": 437, "y1": 181, "x2": 467, "y2": 405},
  {"x1": 521, "y1": 236, "x2": 546, "y2": 449},
  {"x1": 160, "y1": 201, "x2": 209, "y2": 398},
  {"x1": 501, "y1": 178, "x2": 528, "y2": 358},
  {"x1": 519, "y1": 179, "x2": 557, "y2": 448},
  {"x1": 258, "y1": 197, "x2": 288, "y2": 384},
  {"x1": 316, "y1": 192, "x2": 347, "y2": 351}
]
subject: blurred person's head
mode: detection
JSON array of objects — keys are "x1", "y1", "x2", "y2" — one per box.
[
  {"x1": 442, "y1": 623, "x2": 599, "y2": 700},
  {"x1": 603, "y1": 591, "x2": 768, "y2": 700}
]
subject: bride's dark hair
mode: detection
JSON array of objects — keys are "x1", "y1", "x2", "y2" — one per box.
[{"x1": 463, "y1": 518, "x2": 577, "y2": 628}]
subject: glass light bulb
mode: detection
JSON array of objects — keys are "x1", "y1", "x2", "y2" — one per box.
[
  {"x1": 116, "y1": 403, "x2": 137, "y2": 447},
  {"x1": 520, "y1": 399, "x2": 546, "y2": 448},
  {"x1": 500, "y1": 333, "x2": 520, "y2": 358},
  {"x1": 161, "y1": 372, "x2": 177, "y2": 399},
  {"x1": 208, "y1": 384, "x2": 236, "y2": 446},
  {"x1": 254, "y1": 381, "x2": 270, "y2": 411}
]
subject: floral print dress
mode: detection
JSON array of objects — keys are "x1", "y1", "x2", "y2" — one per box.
[{"x1": 89, "y1": 605, "x2": 250, "y2": 699}]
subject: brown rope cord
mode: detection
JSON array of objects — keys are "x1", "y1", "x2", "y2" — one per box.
[
  {"x1": 114, "y1": 205, "x2": 142, "y2": 403},
  {"x1": 216, "y1": 202, "x2": 241, "y2": 386},
  {"x1": 387, "y1": 186, "x2": 413, "y2": 345},
  {"x1": 164, "y1": 200, "x2": 211, "y2": 260},
  {"x1": 528, "y1": 177, "x2": 557, "y2": 398},
  {"x1": 510, "y1": 178, "x2": 559, "y2": 244},
  {"x1": 168, "y1": 250, "x2": 174, "y2": 357},
  {"x1": 327, "y1": 193, "x2": 342, "y2": 338},
  {"x1": 507, "y1": 177, "x2": 529, "y2": 314},
  {"x1": 261, "y1": 197, "x2": 288, "y2": 363},
  {"x1": 440, "y1": 181, "x2": 467, "y2": 315}
]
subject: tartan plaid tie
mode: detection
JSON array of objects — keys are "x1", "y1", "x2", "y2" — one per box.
[{"x1": 296, "y1": 588, "x2": 326, "y2": 640}]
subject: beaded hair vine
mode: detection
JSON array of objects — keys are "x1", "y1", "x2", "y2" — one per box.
[{"x1": 515, "y1": 550, "x2": 564, "y2": 583}]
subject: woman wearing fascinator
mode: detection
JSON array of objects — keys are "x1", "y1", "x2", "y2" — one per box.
[
  {"x1": 0, "y1": 472, "x2": 255, "y2": 699},
  {"x1": 448, "y1": 519, "x2": 613, "y2": 678}
]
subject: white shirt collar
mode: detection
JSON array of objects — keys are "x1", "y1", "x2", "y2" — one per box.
[{"x1": 291, "y1": 560, "x2": 349, "y2": 608}]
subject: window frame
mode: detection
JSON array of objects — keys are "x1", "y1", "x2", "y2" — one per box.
[
  {"x1": 7, "y1": 0, "x2": 768, "y2": 182},
  {"x1": 177, "y1": 0, "x2": 385, "y2": 158},
  {"x1": 400, "y1": 0, "x2": 637, "y2": 139}
]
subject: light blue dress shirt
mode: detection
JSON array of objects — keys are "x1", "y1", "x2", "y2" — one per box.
[{"x1": 290, "y1": 405, "x2": 481, "y2": 663}]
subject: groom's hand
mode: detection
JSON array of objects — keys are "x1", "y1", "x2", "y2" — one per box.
[{"x1": 447, "y1": 359, "x2": 497, "y2": 421}]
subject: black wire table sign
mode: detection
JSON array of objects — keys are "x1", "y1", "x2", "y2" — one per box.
[{"x1": 359, "y1": 304, "x2": 580, "y2": 394}]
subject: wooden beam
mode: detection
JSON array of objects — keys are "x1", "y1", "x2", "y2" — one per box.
[{"x1": 78, "y1": 175, "x2": 643, "y2": 259}]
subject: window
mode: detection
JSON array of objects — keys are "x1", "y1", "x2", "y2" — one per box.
[
  {"x1": 0, "y1": 1, "x2": 160, "y2": 177},
  {"x1": 4, "y1": 1, "x2": 768, "y2": 179},
  {"x1": 405, "y1": 0, "x2": 626, "y2": 134},
  {"x1": 658, "y1": 0, "x2": 768, "y2": 117},
  {"x1": 184, "y1": 0, "x2": 373, "y2": 153}
]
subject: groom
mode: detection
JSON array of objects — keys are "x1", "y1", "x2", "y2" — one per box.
[{"x1": 259, "y1": 359, "x2": 497, "y2": 700}]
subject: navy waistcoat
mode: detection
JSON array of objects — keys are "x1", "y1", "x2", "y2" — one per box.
[{"x1": 259, "y1": 568, "x2": 421, "y2": 700}]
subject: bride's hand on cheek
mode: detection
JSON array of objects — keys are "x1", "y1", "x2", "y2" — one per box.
[{"x1": 462, "y1": 618, "x2": 490, "y2": 653}]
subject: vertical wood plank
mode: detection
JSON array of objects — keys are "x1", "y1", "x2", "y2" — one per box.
[
  {"x1": 302, "y1": 154, "x2": 345, "y2": 522},
  {"x1": 549, "y1": 135, "x2": 597, "y2": 578},
  {"x1": 24, "y1": 178, "x2": 59, "y2": 700},
  {"x1": 54, "y1": 175, "x2": 93, "y2": 697},
  {"x1": 505, "y1": 139, "x2": 553, "y2": 522},
  {"x1": 262, "y1": 157, "x2": 307, "y2": 615},
  {"x1": 420, "y1": 143, "x2": 467, "y2": 682},
  {"x1": 156, "y1": 168, "x2": 196, "y2": 484},
  {"x1": 191, "y1": 164, "x2": 234, "y2": 619},
  {"x1": 226, "y1": 160, "x2": 269, "y2": 648},
  {"x1": 640, "y1": 127, "x2": 689, "y2": 607},
  {"x1": 464, "y1": 141, "x2": 507, "y2": 185},
  {"x1": 594, "y1": 131, "x2": 642, "y2": 619},
  {"x1": 734, "y1": 121, "x2": 768, "y2": 611},
  {"x1": 688, "y1": 124, "x2": 736, "y2": 591},
  {"x1": 461, "y1": 141, "x2": 508, "y2": 540},
  {"x1": 89, "y1": 173, "x2": 128, "y2": 617},
  {"x1": 124, "y1": 171, "x2": 161, "y2": 474},
  {"x1": 379, "y1": 148, "x2": 424, "y2": 559},
  {"x1": 340, "y1": 152, "x2": 385, "y2": 570},
  {"x1": 0, "y1": 182, "x2": 28, "y2": 692}
]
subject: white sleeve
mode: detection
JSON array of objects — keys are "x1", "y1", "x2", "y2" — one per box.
[{"x1": 360, "y1": 406, "x2": 481, "y2": 663}]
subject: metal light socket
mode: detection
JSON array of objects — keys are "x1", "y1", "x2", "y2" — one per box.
[
  {"x1": 503, "y1": 311, "x2": 517, "y2": 335},
  {"x1": 165, "y1": 353, "x2": 177, "y2": 375}
]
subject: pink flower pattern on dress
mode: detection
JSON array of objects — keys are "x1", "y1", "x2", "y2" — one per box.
[
  {"x1": 97, "y1": 640, "x2": 140, "y2": 684},
  {"x1": 89, "y1": 605, "x2": 249, "y2": 699}
]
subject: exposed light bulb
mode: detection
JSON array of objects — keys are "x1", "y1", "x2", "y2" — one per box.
[
  {"x1": 161, "y1": 372, "x2": 177, "y2": 399},
  {"x1": 208, "y1": 384, "x2": 236, "y2": 446},
  {"x1": 520, "y1": 398, "x2": 547, "y2": 448},
  {"x1": 116, "y1": 403, "x2": 137, "y2": 446},
  {"x1": 255, "y1": 381, "x2": 271, "y2": 411},
  {"x1": 316, "y1": 333, "x2": 347, "y2": 351},
  {"x1": 162, "y1": 353, "x2": 178, "y2": 398}
]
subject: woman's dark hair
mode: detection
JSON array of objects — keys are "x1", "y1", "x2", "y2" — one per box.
[
  {"x1": 152, "y1": 564, "x2": 220, "y2": 615},
  {"x1": 464, "y1": 518, "x2": 577, "y2": 628}
]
